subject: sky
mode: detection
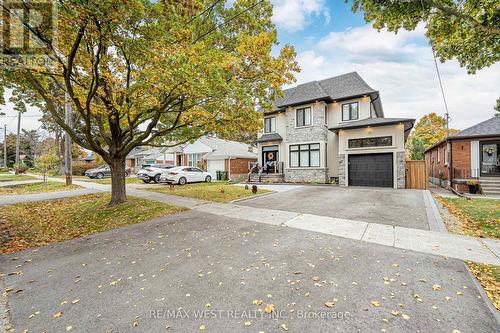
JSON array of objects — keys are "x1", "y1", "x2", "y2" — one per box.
[{"x1": 1, "y1": 0, "x2": 499, "y2": 139}]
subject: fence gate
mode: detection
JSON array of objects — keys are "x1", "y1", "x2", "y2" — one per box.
[{"x1": 405, "y1": 160, "x2": 428, "y2": 189}]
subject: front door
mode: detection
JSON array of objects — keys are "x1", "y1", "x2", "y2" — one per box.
[
  {"x1": 262, "y1": 146, "x2": 278, "y2": 173},
  {"x1": 480, "y1": 141, "x2": 500, "y2": 176}
]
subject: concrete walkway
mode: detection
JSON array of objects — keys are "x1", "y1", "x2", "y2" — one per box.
[
  {"x1": 21, "y1": 174, "x2": 500, "y2": 265},
  {"x1": 0, "y1": 188, "x2": 99, "y2": 206},
  {"x1": 0, "y1": 179, "x2": 43, "y2": 187}
]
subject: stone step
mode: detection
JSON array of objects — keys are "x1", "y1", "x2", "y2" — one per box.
[{"x1": 479, "y1": 180, "x2": 500, "y2": 186}]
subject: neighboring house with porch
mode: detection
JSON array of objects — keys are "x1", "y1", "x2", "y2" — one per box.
[
  {"x1": 424, "y1": 116, "x2": 500, "y2": 195},
  {"x1": 127, "y1": 136, "x2": 257, "y2": 180},
  {"x1": 255, "y1": 72, "x2": 414, "y2": 188}
]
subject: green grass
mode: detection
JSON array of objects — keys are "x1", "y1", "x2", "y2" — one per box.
[
  {"x1": 86, "y1": 177, "x2": 144, "y2": 184},
  {"x1": 0, "y1": 175, "x2": 36, "y2": 182},
  {"x1": 438, "y1": 197, "x2": 500, "y2": 238},
  {"x1": 0, "y1": 181, "x2": 80, "y2": 195},
  {"x1": 0, "y1": 193, "x2": 186, "y2": 253},
  {"x1": 147, "y1": 182, "x2": 270, "y2": 203}
]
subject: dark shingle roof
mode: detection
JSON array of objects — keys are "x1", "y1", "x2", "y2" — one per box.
[
  {"x1": 256, "y1": 133, "x2": 283, "y2": 143},
  {"x1": 272, "y1": 72, "x2": 382, "y2": 117},
  {"x1": 453, "y1": 116, "x2": 500, "y2": 137},
  {"x1": 329, "y1": 118, "x2": 415, "y2": 131}
]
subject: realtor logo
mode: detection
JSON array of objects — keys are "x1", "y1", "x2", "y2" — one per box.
[{"x1": 1, "y1": 0, "x2": 56, "y2": 67}]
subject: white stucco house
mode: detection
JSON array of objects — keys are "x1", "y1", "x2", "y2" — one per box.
[{"x1": 256, "y1": 72, "x2": 415, "y2": 188}]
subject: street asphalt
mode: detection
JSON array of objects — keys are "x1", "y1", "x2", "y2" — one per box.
[{"x1": 1, "y1": 210, "x2": 498, "y2": 333}]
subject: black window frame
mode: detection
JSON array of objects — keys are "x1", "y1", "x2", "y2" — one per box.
[
  {"x1": 342, "y1": 102, "x2": 359, "y2": 121},
  {"x1": 296, "y1": 107, "x2": 312, "y2": 127},
  {"x1": 289, "y1": 143, "x2": 320, "y2": 168},
  {"x1": 264, "y1": 116, "x2": 276, "y2": 133},
  {"x1": 348, "y1": 136, "x2": 393, "y2": 149}
]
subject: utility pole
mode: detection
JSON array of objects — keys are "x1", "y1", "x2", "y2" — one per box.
[
  {"x1": 14, "y1": 112, "x2": 21, "y2": 174},
  {"x1": 3, "y1": 125, "x2": 6, "y2": 168},
  {"x1": 64, "y1": 93, "x2": 73, "y2": 185}
]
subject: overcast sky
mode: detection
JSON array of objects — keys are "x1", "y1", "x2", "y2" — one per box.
[{"x1": 1, "y1": 0, "x2": 499, "y2": 138}]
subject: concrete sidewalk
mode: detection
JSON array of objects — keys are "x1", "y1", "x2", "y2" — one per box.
[
  {"x1": 24, "y1": 174, "x2": 500, "y2": 265},
  {"x1": 0, "y1": 188, "x2": 99, "y2": 206},
  {"x1": 0, "y1": 179, "x2": 43, "y2": 187}
]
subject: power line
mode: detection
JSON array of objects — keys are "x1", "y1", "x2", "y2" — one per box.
[{"x1": 431, "y1": 47, "x2": 451, "y2": 137}]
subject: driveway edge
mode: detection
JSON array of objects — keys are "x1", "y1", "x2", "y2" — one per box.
[
  {"x1": 230, "y1": 190, "x2": 277, "y2": 204},
  {"x1": 423, "y1": 190, "x2": 447, "y2": 232},
  {"x1": 0, "y1": 276, "x2": 11, "y2": 332}
]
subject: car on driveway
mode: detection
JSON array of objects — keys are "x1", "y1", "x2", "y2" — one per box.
[
  {"x1": 136, "y1": 164, "x2": 174, "y2": 183},
  {"x1": 85, "y1": 165, "x2": 131, "y2": 179},
  {"x1": 160, "y1": 166, "x2": 212, "y2": 185}
]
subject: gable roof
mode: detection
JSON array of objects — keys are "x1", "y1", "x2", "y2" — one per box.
[
  {"x1": 272, "y1": 72, "x2": 383, "y2": 117},
  {"x1": 424, "y1": 116, "x2": 500, "y2": 153},
  {"x1": 198, "y1": 136, "x2": 257, "y2": 160},
  {"x1": 453, "y1": 116, "x2": 500, "y2": 138}
]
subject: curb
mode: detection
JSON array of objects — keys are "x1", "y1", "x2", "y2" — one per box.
[
  {"x1": 423, "y1": 190, "x2": 448, "y2": 232},
  {"x1": 229, "y1": 190, "x2": 277, "y2": 204},
  {"x1": 0, "y1": 277, "x2": 11, "y2": 333},
  {"x1": 463, "y1": 261, "x2": 500, "y2": 326}
]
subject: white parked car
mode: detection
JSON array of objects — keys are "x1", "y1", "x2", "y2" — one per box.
[
  {"x1": 159, "y1": 166, "x2": 212, "y2": 185},
  {"x1": 136, "y1": 164, "x2": 174, "y2": 183}
]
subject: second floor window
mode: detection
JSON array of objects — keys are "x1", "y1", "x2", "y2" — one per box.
[
  {"x1": 296, "y1": 107, "x2": 312, "y2": 127},
  {"x1": 264, "y1": 117, "x2": 276, "y2": 133},
  {"x1": 342, "y1": 102, "x2": 359, "y2": 121}
]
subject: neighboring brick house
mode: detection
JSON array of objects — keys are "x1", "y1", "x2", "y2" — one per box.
[
  {"x1": 424, "y1": 116, "x2": 500, "y2": 194},
  {"x1": 127, "y1": 136, "x2": 257, "y2": 180},
  {"x1": 255, "y1": 72, "x2": 414, "y2": 188}
]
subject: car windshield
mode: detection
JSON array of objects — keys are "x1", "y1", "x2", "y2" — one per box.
[{"x1": 98, "y1": 165, "x2": 108, "y2": 169}]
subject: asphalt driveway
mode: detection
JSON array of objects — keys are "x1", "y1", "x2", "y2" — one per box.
[
  {"x1": 1, "y1": 210, "x2": 497, "y2": 333},
  {"x1": 238, "y1": 186, "x2": 431, "y2": 230}
]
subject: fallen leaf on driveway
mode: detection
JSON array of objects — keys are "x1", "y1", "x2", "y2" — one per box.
[
  {"x1": 253, "y1": 299, "x2": 263, "y2": 305},
  {"x1": 402, "y1": 314, "x2": 410, "y2": 320},
  {"x1": 265, "y1": 304, "x2": 275, "y2": 313},
  {"x1": 371, "y1": 300, "x2": 380, "y2": 307},
  {"x1": 199, "y1": 324, "x2": 206, "y2": 330},
  {"x1": 280, "y1": 323, "x2": 289, "y2": 331},
  {"x1": 432, "y1": 284, "x2": 441, "y2": 291},
  {"x1": 53, "y1": 311, "x2": 63, "y2": 318},
  {"x1": 244, "y1": 321, "x2": 252, "y2": 326}
]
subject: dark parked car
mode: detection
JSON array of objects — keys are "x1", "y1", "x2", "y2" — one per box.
[{"x1": 85, "y1": 164, "x2": 131, "y2": 179}]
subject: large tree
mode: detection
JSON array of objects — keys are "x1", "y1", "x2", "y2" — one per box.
[
  {"x1": 351, "y1": 0, "x2": 500, "y2": 73},
  {"x1": 1, "y1": 0, "x2": 298, "y2": 205},
  {"x1": 406, "y1": 112, "x2": 459, "y2": 159}
]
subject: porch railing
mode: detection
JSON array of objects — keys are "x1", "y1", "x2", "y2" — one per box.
[
  {"x1": 248, "y1": 161, "x2": 284, "y2": 181},
  {"x1": 453, "y1": 168, "x2": 479, "y2": 179}
]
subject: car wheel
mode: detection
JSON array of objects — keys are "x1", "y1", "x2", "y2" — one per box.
[
  {"x1": 205, "y1": 175, "x2": 212, "y2": 183},
  {"x1": 154, "y1": 174, "x2": 161, "y2": 183},
  {"x1": 142, "y1": 179, "x2": 151, "y2": 183},
  {"x1": 125, "y1": 171, "x2": 129, "y2": 177},
  {"x1": 178, "y1": 177, "x2": 187, "y2": 185},
  {"x1": 96, "y1": 172, "x2": 104, "y2": 179}
]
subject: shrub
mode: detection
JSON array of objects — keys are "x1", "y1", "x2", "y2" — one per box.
[{"x1": 72, "y1": 160, "x2": 99, "y2": 176}]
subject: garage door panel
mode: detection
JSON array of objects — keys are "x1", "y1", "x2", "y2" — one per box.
[
  {"x1": 348, "y1": 153, "x2": 393, "y2": 188},
  {"x1": 207, "y1": 160, "x2": 225, "y2": 178}
]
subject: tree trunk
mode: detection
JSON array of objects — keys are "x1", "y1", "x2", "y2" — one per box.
[{"x1": 109, "y1": 158, "x2": 127, "y2": 206}]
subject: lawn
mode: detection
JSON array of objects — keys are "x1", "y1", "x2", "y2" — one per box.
[
  {"x1": 85, "y1": 177, "x2": 144, "y2": 184},
  {"x1": 0, "y1": 175, "x2": 36, "y2": 182},
  {"x1": 0, "y1": 181, "x2": 80, "y2": 195},
  {"x1": 437, "y1": 197, "x2": 500, "y2": 238},
  {"x1": 467, "y1": 262, "x2": 500, "y2": 310},
  {"x1": 0, "y1": 193, "x2": 186, "y2": 254},
  {"x1": 147, "y1": 182, "x2": 270, "y2": 203}
]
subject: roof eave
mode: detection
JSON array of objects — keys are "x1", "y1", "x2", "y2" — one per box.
[{"x1": 328, "y1": 119, "x2": 415, "y2": 132}]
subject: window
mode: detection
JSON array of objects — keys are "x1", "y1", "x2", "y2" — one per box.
[
  {"x1": 264, "y1": 117, "x2": 276, "y2": 133},
  {"x1": 188, "y1": 153, "x2": 203, "y2": 167},
  {"x1": 348, "y1": 136, "x2": 392, "y2": 149},
  {"x1": 342, "y1": 102, "x2": 359, "y2": 121},
  {"x1": 437, "y1": 147, "x2": 440, "y2": 163},
  {"x1": 296, "y1": 107, "x2": 312, "y2": 127},
  {"x1": 289, "y1": 143, "x2": 320, "y2": 167},
  {"x1": 445, "y1": 143, "x2": 450, "y2": 165}
]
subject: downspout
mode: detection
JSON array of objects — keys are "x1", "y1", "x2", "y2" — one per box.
[{"x1": 228, "y1": 156, "x2": 231, "y2": 180}]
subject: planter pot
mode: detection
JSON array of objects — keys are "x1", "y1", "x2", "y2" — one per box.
[{"x1": 468, "y1": 184, "x2": 478, "y2": 194}]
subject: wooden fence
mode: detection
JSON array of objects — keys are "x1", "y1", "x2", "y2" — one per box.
[{"x1": 405, "y1": 160, "x2": 428, "y2": 189}]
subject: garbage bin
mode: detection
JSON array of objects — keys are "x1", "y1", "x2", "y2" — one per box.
[
  {"x1": 220, "y1": 171, "x2": 228, "y2": 180},
  {"x1": 216, "y1": 170, "x2": 221, "y2": 180}
]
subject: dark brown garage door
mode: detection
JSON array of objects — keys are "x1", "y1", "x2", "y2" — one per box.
[{"x1": 348, "y1": 153, "x2": 393, "y2": 188}]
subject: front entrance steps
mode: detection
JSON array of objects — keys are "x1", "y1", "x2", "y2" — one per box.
[
  {"x1": 479, "y1": 177, "x2": 500, "y2": 195},
  {"x1": 248, "y1": 173, "x2": 284, "y2": 183}
]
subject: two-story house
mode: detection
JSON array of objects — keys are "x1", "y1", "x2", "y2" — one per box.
[{"x1": 256, "y1": 72, "x2": 415, "y2": 188}]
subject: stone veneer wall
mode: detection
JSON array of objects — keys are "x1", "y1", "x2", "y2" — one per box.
[
  {"x1": 338, "y1": 154, "x2": 346, "y2": 186},
  {"x1": 284, "y1": 103, "x2": 329, "y2": 183},
  {"x1": 284, "y1": 168, "x2": 328, "y2": 183},
  {"x1": 396, "y1": 152, "x2": 405, "y2": 189}
]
